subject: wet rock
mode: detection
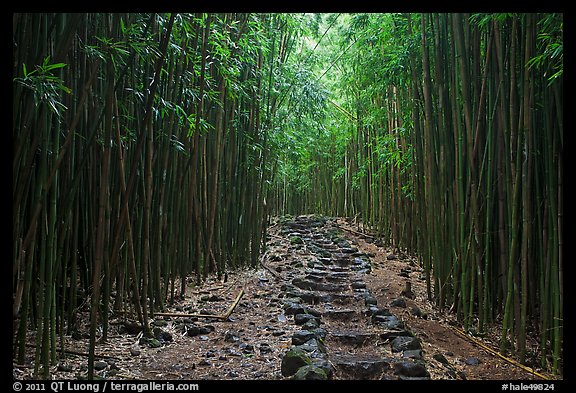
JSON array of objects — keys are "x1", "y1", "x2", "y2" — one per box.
[
  {"x1": 281, "y1": 348, "x2": 312, "y2": 377},
  {"x1": 294, "y1": 313, "x2": 320, "y2": 326},
  {"x1": 350, "y1": 281, "x2": 366, "y2": 290},
  {"x1": 379, "y1": 329, "x2": 414, "y2": 340},
  {"x1": 391, "y1": 336, "x2": 421, "y2": 353},
  {"x1": 410, "y1": 306, "x2": 424, "y2": 318},
  {"x1": 332, "y1": 331, "x2": 377, "y2": 346},
  {"x1": 368, "y1": 306, "x2": 392, "y2": 317},
  {"x1": 325, "y1": 273, "x2": 350, "y2": 283},
  {"x1": 224, "y1": 331, "x2": 240, "y2": 343},
  {"x1": 282, "y1": 301, "x2": 306, "y2": 315},
  {"x1": 152, "y1": 319, "x2": 169, "y2": 327},
  {"x1": 433, "y1": 353, "x2": 450, "y2": 365},
  {"x1": 403, "y1": 349, "x2": 423, "y2": 359},
  {"x1": 129, "y1": 347, "x2": 141, "y2": 357},
  {"x1": 464, "y1": 357, "x2": 481, "y2": 366},
  {"x1": 292, "y1": 277, "x2": 347, "y2": 292},
  {"x1": 292, "y1": 330, "x2": 316, "y2": 345},
  {"x1": 153, "y1": 327, "x2": 173, "y2": 342},
  {"x1": 324, "y1": 309, "x2": 356, "y2": 321},
  {"x1": 387, "y1": 254, "x2": 397, "y2": 260},
  {"x1": 322, "y1": 293, "x2": 356, "y2": 305},
  {"x1": 373, "y1": 315, "x2": 405, "y2": 330},
  {"x1": 304, "y1": 273, "x2": 326, "y2": 282},
  {"x1": 286, "y1": 290, "x2": 320, "y2": 304},
  {"x1": 393, "y1": 361, "x2": 430, "y2": 379},
  {"x1": 390, "y1": 298, "x2": 407, "y2": 308},
  {"x1": 363, "y1": 293, "x2": 378, "y2": 306},
  {"x1": 335, "y1": 356, "x2": 391, "y2": 379},
  {"x1": 94, "y1": 361, "x2": 108, "y2": 371},
  {"x1": 292, "y1": 365, "x2": 328, "y2": 380},
  {"x1": 139, "y1": 337, "x2": 162, "y2": 348},
  {"x1": 313, "y1": 327, "x2": 327, "y2": 341},
  {"x1": 302, "y1": 319, "x2": 320, "y2": 330},
  {"x1": 311, "y1": 359, "x2": 334, "y2": 378},
  {"x1": 297, "y1": 338, "x2": 325, "y2": 353},
  {"x1": 186, "y1": 325, "x2": 214, "y2": 337}
]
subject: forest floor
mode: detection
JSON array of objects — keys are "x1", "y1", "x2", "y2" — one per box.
[{"x1": 14, "y1": 215, "x2": 558, "y2": 382}]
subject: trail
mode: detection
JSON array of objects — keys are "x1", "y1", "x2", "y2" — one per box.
[
  {"x1": 18, "y1": 215, "x2": 544, "y2": 381},
  {"x1": 274, "y1": 215, "x2": 429, "y2": 379}
]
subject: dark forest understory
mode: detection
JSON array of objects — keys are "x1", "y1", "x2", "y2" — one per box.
[{"x1": 13, "y1": 13, "x2": 563, "y2": 381}]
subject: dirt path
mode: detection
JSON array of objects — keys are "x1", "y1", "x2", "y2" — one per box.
[{"x1": 15, "y1": 215, "x2": 553, "y2": 381}]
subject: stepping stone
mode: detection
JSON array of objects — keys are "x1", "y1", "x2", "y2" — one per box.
[
  {"x1": 334, "y1": 355, "x2": 391, "y2": 379},
  {"x1": 297, "y1": 338, "x2": 326, "y2": 353},
  {"x1": 281, "y1": 348, "x2": 312, "y2": 377},
  {"x1": 292, "y1": 364, "x2": 329, "y2": 380},
  {"x1": 324, "y1": 309, "x2": 356, "y2": 321},
  {"x1": 379, "y1": 329, "x2": 414, "y2": 340},
  {"x1": 292, "y1": 277, "x2": 346, "y2": 292},
  {"x1": 304, "y1": 269, "x2": 329, "y2": 276},
  {"x1": 331, "y1": 331, "x2": 377, "y2": 346},
  {"x1": 292, "y1": 330, "x2": 316, "y2": 345},
  {"x1": 302, "y1": 319, "x2": 321, "y2": 330},
  {"x1": 350, "y1": 281, "x2": 366, "y2": 289},
  {"x1": 285, "y1": 290, "x2": 320, "y2": 304},
  {"x1": 373, "y1": 314, "x2": 405, "y2": 330},
  {"x1": 283, "y1": 301, "x2": 321, "y2": 317},
  {"x1": 403, "y1": 349, "x2": 423, "y2": 360},
  {"x1": 364, "y1": 294, "x2": 378, "y2": 306},
  {"x1": 304, "y1": 273, "x2": 326, "y2": 282},
  {"x1": 367, "y1": 306, "x2": 392, "y2": 317},
  {"x1": 391, "y1": 336, "x2": 421, "y2": 353},
  {"x1": 319, "y1": 293, "x2": 358, "y2": 305},
  {"x1": 294, "y1": 313, "x2": 320, "y2": 326},
  {"x1": 393, "y1": 361, "x2": 430, "y2": 379},
  {"x1": 325, "y1": 274, "x2": 350, "y2": 283}
]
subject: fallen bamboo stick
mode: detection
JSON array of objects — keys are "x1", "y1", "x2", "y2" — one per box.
[
  {"x1": 447, "y1": 326, "x2": 552, "y2": 380},
  {"x1": 259, "y1": 250, "x2": 283, "y2": 281},
  {"x1": 154, "y1": 289, "x2": 245, "y2": 320},
  {"x1": 338, "y1": 224, "x2": 377, "y2": 239}
]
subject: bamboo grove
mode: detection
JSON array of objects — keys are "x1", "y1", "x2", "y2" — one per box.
[
  {"x1": 13, "y1": 12, "x2": 563, "y2": 378},
  {"x1": 12, "y1": 13, "x2": 299, "y2": 378},
  {"x1": 267, "y1": 14, "x2": 563, "y2": 373}
]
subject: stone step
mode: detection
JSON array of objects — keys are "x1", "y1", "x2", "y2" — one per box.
[
  {"x1": 329, "y1": 331, "x2": 378, "y2": 346},
  {"x1": 333, "y1": 355, "x2": 392, "y2": 379}
]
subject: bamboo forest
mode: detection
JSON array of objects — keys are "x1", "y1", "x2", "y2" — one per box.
[{"x1": 12, "y1": 13, "x2": 563, "y2": 383}]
